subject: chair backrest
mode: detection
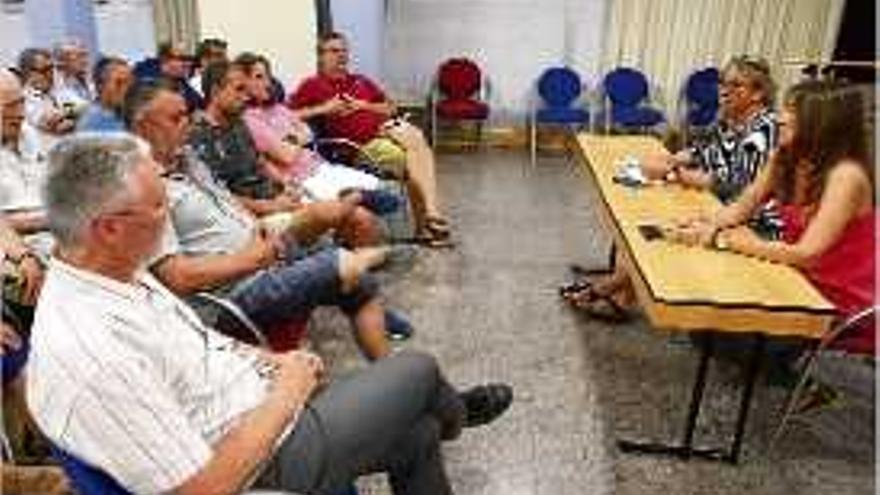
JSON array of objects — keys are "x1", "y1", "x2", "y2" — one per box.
[
  {"x1": 537, "y1": 67, "x2": 583, "y2": 108},
  {"x1": 685, "y1": 67, "x2": 720, "y2": 107},
  {"x1": 437, "y1": 58, "x2": 483, "y2": 99},
  {"x1": 603, "y1": 67, "x2": 649, "y2": 107},
  {"x1": 51, "y1": 444, "x2": 133, "y2": 495}
]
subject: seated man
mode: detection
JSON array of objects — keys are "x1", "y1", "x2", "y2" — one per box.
[
  {"x1": 0, "y1": 68, "x2": 49, "y2": 237},
  {"x1": 289, "y1": 32, "x2": 453, "y2": 247},
  {"x1": 27, "y1": 133, "x2": 512, "y2": 494},
  {"x1": 150, "y1": 41, "x2": 203, "y2": 112},
  {"x1": 237, "y1": 52, "x2": 392, "y2": 204},
  {"x1": 190, "y1": 61, "x2": 382, "y2": 248},
  {"x1": 51, "y1": 39, "x2": 93, "y2": 115},
  {"x1": 189, "y1": 38, "x2": 228, "y2": 98},
  {"x1": 125, "y1": 81, "x2": 411, "y2": 357},
  {"x1": 18, "y1": 48, "x2": 76, "y2": 154},
  {"x1": 76, "y1": 56, "x2": 133, "y2": 132}
]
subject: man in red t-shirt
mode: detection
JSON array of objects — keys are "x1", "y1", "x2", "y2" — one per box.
[{"x1": 289, "y1": 32, "x2": 452, "y2": 247}]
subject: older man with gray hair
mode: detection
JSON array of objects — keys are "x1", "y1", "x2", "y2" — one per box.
[
  {"x1": 27, "y1": 132, "x2": 511, "y2": 494},
  {"x1": 0, "y1": 68, "x2": 49, "y2": 234}
]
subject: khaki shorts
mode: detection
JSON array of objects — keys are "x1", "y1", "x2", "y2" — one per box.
[
  {"x1": 361, "y1": 136, "x2": 407, "y2": 178},
  {"x1": 260, "y1": 211, "x2": 309, "y2": 238}
]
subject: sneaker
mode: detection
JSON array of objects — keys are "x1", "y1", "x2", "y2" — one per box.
[
  {"x1": 354, "y1": 189, "x2": 402, "y2": 216},
  {"x1": 385, "y1": 309, "x2": 414, "y2": 341},
  {"x1": 460, "y1": 383, "x2": 513, "y2": 428}
]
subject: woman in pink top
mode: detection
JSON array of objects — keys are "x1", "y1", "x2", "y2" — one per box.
[
  {"x1": 673, "y1": 80, "x2": 876, "y2": 353},
  {"x1": 237, "y1": 53, "x2": 382, "y2": 200}
]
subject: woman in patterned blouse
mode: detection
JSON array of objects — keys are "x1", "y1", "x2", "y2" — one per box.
[{"x1": 562, "y1": 55, "x2": 778, "y2": 321}]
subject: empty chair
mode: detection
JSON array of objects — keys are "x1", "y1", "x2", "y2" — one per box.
[
  {"x1": 430, "y1": 57, "x2": 490, "y2": 148},
  {"x1": 600, "y1": 67, "x2": 665, "y2": 132},
  {"x1": 530, "y1": 66, "x2": 591, "y2": 166},
  {"x1": 683, "y1": 67, "x2": 720, "y2": 127}
]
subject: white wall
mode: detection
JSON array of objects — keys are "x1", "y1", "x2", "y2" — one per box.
[
  {"x1": 0, "y1": 7, "x2": 30, "y2": 67},
  {"x1": 1, "y1": 0, "x2": 155, "y2": 69},
  {"x1": 198, "y1": 0, "x2": 317, "y2": 91},
  {"x1": 331, "y1": 0, "x2": 384, "y2": 81},
  {"x1": 384, "y1": 0, "x2": 609, "y2": 120},
  {"x1": 94, "y1": 0, "x2": 156, "y2": 61}
]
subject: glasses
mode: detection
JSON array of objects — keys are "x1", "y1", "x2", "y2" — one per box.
[{"x1": 31, "y1": 64, "x2": 54, "y2": 75}]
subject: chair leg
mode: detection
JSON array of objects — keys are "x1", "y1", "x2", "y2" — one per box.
[
  {"x1": 530, "y1": 120, "x2": 537, "y2": 168},
  {"x1": 768, "y1": 347, "x2": 823, "y2": 451}
]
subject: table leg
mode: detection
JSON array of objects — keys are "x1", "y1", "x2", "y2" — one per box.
[
  {"x1": 617, "y1": 332, "x2": 765, "y2": 464},
  {"x1": 728, "y1": 333, "x2": 765, "y2": 463}
]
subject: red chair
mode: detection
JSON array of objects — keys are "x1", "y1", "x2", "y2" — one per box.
[{"x1": 430, "y1": 58, "x2": 490, "y2": 148}]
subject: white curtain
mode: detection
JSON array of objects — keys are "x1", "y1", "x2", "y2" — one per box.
[
  {"x1": 602, "y1": 0, "x2": 845, "y2": 119},
  {"x1": 384, "y1": 0, "x2": 608, "y2": 123},
  {"x1": 152, "y1": 0, "x2": 200, "y2": 51}
]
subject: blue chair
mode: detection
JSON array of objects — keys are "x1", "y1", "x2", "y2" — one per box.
[
  {"x1": 51, "y1": 445, "x2": 131, "y2": 495},
  {"x1": 600, "y1": 67, "x2": 665, "y2": 132},
  {"x1": 683, "y1": 67, "x2": 720, "y2": 127},
  {"x1": 529, "y1": 67, "x2": 591, "y2": 167},
  {"x1": 52, "y1": 443, "x2": 358, "y2": 494}
]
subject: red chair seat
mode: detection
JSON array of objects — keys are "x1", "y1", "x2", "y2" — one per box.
[
  {"x1": 265, "y1": 315, "x2": 310, "y2": 352},
  {"x1": 437, "y1": 98, "x2": 489, "y2": 120}
]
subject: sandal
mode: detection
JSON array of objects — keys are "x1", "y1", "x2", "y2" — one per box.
[
  {"x1": 573, "y1": 291, "x2": 632, "y2": 323},
  {"x1": 424, "y1": 216, "x2": 451, "y2": 237},
  {"x1": 558, "y1": 279, "x2": 594, "y2": 299}
]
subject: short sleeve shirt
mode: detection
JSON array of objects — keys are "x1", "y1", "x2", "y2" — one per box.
[
  {"x1": 27, "y1": 258, "x2": 278, "y2": 493},
  {"x1": 76, "y1": 103, "x2": 125, "y2": 132},
  {"x1": 188, "y1": 113, "x2": 280, "y2": 200},
  {"x1": 689, "y1": 109, "x2": 777, "y2": 203},
  {"x1": 156, "y1": 151, "x2": 256, "y2": 261},
  {"x1": 288, "y1": 72, "x2": 388, "y2": 144}
]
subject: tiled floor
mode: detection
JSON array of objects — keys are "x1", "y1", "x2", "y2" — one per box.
[{"x1": 312, "y1": 147, "x2": 875, "y2": 495}]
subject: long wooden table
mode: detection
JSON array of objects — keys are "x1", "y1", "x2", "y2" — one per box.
[{"x1": 574, "y1": 134, "x2": 836, "y2": 463}]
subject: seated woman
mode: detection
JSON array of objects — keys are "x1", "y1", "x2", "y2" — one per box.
[
  {"x1": 562, "y1": 55, "x2": 778, "y2": 320},
  {"x1": 236, "y1": 52, "x2": 396, "y2": 209},
  {"x1": 671, "y1": 80, "x2": 875, "y2": 353}
]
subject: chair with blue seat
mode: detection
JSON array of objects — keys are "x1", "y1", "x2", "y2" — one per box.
[
  {"x1": 529, "y1": 66, "x2": 591, "y2": 167},
  {"x1": 680, "y1": 67, "x2": 720, "y2": 143},
  {"x1": 600, "y1": 67, "x2": 665, "y2": 133},
  {"x1": 46, "y1": 294, "x2": 359, "y2": 495}
]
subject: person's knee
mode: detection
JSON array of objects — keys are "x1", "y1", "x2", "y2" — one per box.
[{"x1": 390, "y1": 351, "x2": 440, "y2": 386}]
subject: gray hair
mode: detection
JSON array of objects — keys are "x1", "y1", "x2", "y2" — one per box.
[
  {"x1": 17, "y1": 47, "x2": 51, "y2": 76},
  {"x1": 44, "y1": 132, "x2": 151, "y2": 247}
]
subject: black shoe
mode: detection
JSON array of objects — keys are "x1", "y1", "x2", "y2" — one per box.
[{"x1": 460, "y1": 383, "x2": 513, "y2": 428}]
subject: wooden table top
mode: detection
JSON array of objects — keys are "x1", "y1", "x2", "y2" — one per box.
[{"x1": 574, "y1": 134, "x2": 836, "y2": 338}]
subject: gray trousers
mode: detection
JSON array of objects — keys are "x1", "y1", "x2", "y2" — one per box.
[{"x1": 259, "y1": 352, "x2": 462, "y2": 495}]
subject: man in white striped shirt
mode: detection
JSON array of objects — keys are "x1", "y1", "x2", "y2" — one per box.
[{"x1": 27, "y1": 133, "x2": 512, "y2": 494}]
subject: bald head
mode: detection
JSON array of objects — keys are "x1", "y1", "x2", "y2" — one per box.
[
  {"x1": 1, "y1": 68, "x2": 25, "y2": 144},
  {"x1": 0, "y1": 68, "x2": 23, "y2": 106}
]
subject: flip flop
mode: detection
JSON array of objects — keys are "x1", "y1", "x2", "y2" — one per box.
[
  {"x1": 573, "y1": 292, "x2": 632, "y2": 323},
  {"x1": 558, "y1": 279, "x2": 594, "y2": 299},
  {"x1": 424, "y1": 216, "x2": 452, "y2": 236}
]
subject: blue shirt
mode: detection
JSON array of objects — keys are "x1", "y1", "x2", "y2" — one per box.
[{"x1": 76, "y1": 103, "x2": 125, "y2": 132}]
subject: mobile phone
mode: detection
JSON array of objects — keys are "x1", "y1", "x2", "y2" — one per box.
[{"x1": 638, "y1": 224, "x2": 664, "y2": 241}]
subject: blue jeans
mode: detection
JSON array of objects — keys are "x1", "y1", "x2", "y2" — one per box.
[{"x1": 230, "y1": 247, "x2": 379, "y2": 331}]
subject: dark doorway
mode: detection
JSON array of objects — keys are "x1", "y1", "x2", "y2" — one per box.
[{"x1": 830, "y1": 0, "x2": 875, "y2": 83}]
